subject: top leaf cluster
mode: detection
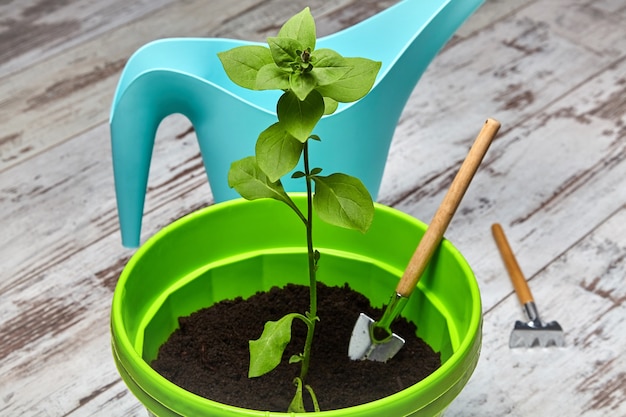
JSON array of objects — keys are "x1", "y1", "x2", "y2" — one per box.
[{"x1": 218, "y1": 7, "x2": 381, "y2": 140}]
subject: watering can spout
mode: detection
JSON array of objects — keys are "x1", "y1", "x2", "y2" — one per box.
[{"x1": 110, "y1": 0, "x2": 485, "y2": 247}]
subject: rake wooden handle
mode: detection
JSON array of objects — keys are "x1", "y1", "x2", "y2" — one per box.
[
  {"x1": 491, "y1": 223, "x2": 534, "y2": 304},
  {"x1": 396, "y1": 118, "x2": 501, "y2": 297}
]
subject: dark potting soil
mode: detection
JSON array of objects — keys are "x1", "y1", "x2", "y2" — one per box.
[{"x1": 151, "y1": 282, "x2": 441, "y2": 412}]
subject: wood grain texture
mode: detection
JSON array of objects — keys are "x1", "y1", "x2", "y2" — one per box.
[
  {"x1": 0, "y1": 0, "x2": 625, "y2": 415},
  {"x1": 447, "y1": 206, "x2": 626, "y2": 416}
]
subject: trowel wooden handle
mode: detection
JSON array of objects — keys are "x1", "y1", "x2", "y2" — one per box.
[
  {"x1": 396, "y1": 118, "x2": 501, "y2": 297},
  {"x1": 491, "y1": 223, "x2": 534, "y2": 304}
]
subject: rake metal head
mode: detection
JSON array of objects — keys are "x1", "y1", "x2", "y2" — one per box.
[{"x1": 509, "y1": 319, "x2": 565, "y2": 348}]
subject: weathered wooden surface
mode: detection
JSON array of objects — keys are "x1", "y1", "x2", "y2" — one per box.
[{"x1": 1, "y1": 0, "x2": 625, "y2": 415}]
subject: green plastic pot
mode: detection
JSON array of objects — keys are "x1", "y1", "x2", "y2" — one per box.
[{"x1": 111, "y1": 195, "x2": 482, "y2": 416}]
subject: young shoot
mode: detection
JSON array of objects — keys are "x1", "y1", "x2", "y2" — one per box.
[{"x1": 218, "y1": 8, "x2": 380, "y2": 412}]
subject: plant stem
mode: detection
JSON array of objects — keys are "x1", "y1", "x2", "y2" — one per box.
[{"x1": 299, "y1": 140, "x2": 317, "y2": 382}]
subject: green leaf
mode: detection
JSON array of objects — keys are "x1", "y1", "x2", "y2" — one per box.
[
  {"x1": 255, "y1": 123, "x2": 303, "y2": 182},
  {"x1": 227, "y1": 156, "x2": 292, "y2": 205},
  {"x1": 278, "y1": 7, "x2": 316, "y2": 50},
  {"x1": 288, "y1": 377, "x2": 306, "y2": 413},
  {"x1": 323, "y1": 97, "x2": 339, "y2": 115},
  {"x1": 311, "y1": 48, "x2": 343, "y2": 64},
  {"x1": 277, "y1": 90, "x2": 324, "y2": 142},
  {"x1": 289, "y1": 71, "x2": 316, "y2": 101},
  {"x1": 217, "y1": 46, "x2": 273, "y2": 90},
  {"x1": 268, "y1": 37, "x2": 302, "y2": 70},
  {"x1": 315, "y1": 57, "x2": 382, "y2": 102},
  {"x1": 313, "y1": 173, "x2": 374, "y2": 233},
  {"x1": 249, "y1": 314, "x2": 301, "y2": 378},
  {"x1": 289, "y1": 354, "x2": 303, "y2": 364},
  {"x1": 256, "y1": 64, "x2": 290, "y2": 90},
  {"x1": 311, "y1": 48, "x2": 351, "y2": 86}
]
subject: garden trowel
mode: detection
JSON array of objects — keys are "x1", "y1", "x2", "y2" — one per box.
[
  {"x1": 491, "y1": 223, "x2": 565, "y2": 348},
  {"x1": 348, "y1": 118, "x2": 501, "y2": 362}
]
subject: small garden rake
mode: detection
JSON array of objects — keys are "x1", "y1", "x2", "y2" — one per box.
[{"x1": 491, "y1": 223, "x2": 565, "y2": 348}]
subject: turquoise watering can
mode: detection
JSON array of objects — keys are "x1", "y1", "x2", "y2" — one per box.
[{"x1": 110, "y1": 0, "x2": 484, "y2": 247}]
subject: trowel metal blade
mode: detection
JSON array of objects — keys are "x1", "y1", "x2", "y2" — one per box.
[
  {"x1": 509, "y1": 320, "x2": 565, "y2": 348},
  {"x1": 348, "y1": 313, "x2": 405, "y2": 362}
]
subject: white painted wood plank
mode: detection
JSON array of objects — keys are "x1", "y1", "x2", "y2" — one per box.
[
  {"x1": 454, "y1": 0, "x2": 536, "y2": 38},
  {"x1": 0, "y1": 0, "x2": 176, "y2": 78},
  {"x1": 0, "y1": 0, "x2": 263, "y2": 170},
  {"x1": 379, "y1": 0, "x2": 624, "y2": 207},
  {"x1": 539, "y1": 0, "x2": 626, "y2": 57},
  {"x1": 0, "y1": 115, "x2": 210, "y2": 295},
  {"x1": 211, "y1": 0, "x2": 400, "y2": 40},
  {"x1": 446, "y1": 205, "x2": 626, "y2": 416},
  {"x1": 0, "y1": 239, "x2": 146, "y2": 416}
]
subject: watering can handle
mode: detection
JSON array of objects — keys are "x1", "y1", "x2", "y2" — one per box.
[{"x1": 395, "y1": 118, "x2": 501, "y2": 297}]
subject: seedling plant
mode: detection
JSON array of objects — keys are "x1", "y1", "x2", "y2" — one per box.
[{"x1": 218, "y1": 8, "x2": 381, "y2": 412}]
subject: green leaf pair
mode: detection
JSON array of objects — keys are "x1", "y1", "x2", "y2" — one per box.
[{"x1": 228, "y1": 156, "x2": 373, "y2": 233}]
